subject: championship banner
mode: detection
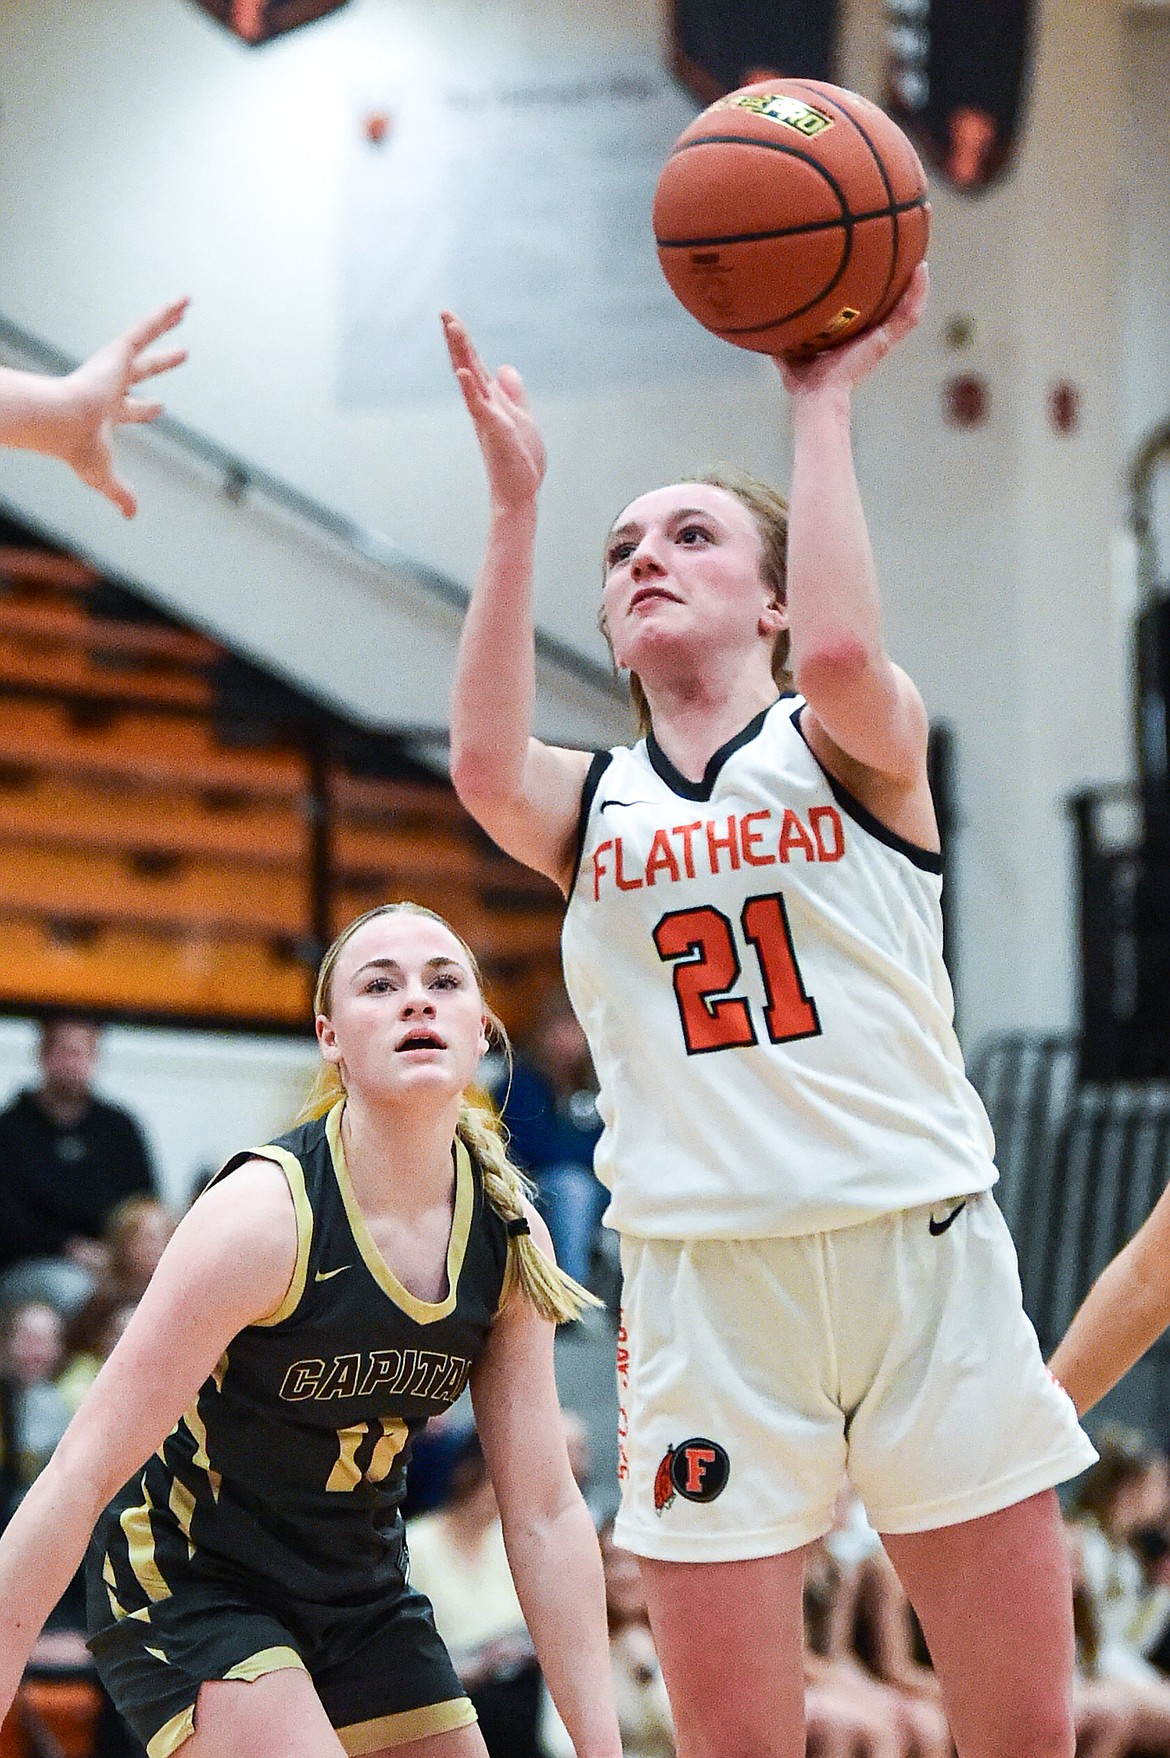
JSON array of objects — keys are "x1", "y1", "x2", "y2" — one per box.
[
  {"x1": 669, "y1": 0, "x2": 840, "y2": 105},
  {"x1": 885, "y1": 0, "x2": 1036, "y2": 192},
  {"x1": 186, "y1": 0, "x2": 351, "y2": 44}
]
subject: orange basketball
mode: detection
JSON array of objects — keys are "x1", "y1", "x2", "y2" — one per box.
[{"x1": 654, "y1": 78, "x2": 930, "y2": 357}]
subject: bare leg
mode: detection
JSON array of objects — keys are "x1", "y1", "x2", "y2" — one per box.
[
  {"x1": 638, "y1": 1549, "x2": 809, "y2": 1758},
  {"x1": 187, "y1": 1669, "x2": 489, "y2": 1758},
  {"x1": 187, "y1": 1668, "x2": 347, "y2": 1758},
  {"x1": 881, "y1": 1492, "x2": 1075, "y2": 1758}
]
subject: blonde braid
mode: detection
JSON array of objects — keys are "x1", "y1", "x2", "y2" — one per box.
[{"x1": 456, "y1": 1090, "x2": 602, "y2": 1325}]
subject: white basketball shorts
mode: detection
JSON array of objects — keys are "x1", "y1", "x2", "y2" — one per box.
[{"x1": 613, "y1": 1192, "x2": 1096, "y2": 1562}]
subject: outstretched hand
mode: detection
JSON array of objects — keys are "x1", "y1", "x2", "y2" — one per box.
[
  {"x1": 56, "y1": 297, "x2": 190, "y2": 517},
  {"x1": 442, "y1": 312, "x2": 545, "y2": 508},
  {"x1": 775, "y1": 262, "x2": 928, "y2": 398}
]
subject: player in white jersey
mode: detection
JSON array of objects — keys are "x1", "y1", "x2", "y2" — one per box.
[{"x1": 443, "y1": 267, "x2": 1094, "y2": 1758}]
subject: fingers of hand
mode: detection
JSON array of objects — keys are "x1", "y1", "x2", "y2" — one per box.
[
  {"x1": 496, "y1": 365, "x2": 529, "y2": 410},
  {"x1": 119, "y1": 397, "x2": 165, "y2": 425},
  {"x1": 129, "y1": 347, "x2": 188, "y2": 385},
  {"x1": 125, "y1": 297, "x2": 190, "y2": 354},
  {"x1": 441, "y1": 312, "x2": 491, "y2": 396},
  {"x1": 79, "y1": 458, "x2": 137, "y2": 519}
]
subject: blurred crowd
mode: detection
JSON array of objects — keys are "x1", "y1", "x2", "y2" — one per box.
[{"x1": 11, "y1": 1013, "x2": 1170, "y2": 1757}]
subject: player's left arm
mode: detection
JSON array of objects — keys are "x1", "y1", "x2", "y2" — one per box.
[
  {"x1": 1049, "y1": 1178, "x2": 1170, "y2": 1415},
  {"x1": 778, "y1": 266, "x2": 935, "y2": 828},
  {"x1": 471, "y1": 1204, "x2": 621, "y2": 1758}
]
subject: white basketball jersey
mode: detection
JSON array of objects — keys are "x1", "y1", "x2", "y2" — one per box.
[{"x1": 560, "y1": 697, "x2": 997, "y2": 1240}]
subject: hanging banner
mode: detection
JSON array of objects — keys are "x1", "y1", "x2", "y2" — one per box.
[
  {"x1": 186, "y1": 0, "x2": 351, "y2": 44},
  {"x1": 669, "y1": 0, "x2": 839, "y2": 105},
  {"x1": 885, "y1": 0, "x2": 1036, "y2": 193},
  {"x1": 340, "y1": 55, "x2": 756, "y2": 404}
]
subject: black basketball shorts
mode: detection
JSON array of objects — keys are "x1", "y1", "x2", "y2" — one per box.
[{"x1": 86, "y1": 1552, "x2": 474, "y2": 1758}]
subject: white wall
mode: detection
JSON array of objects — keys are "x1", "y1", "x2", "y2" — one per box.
[
  {"x1": 0, "y1": 0, "x2": 1162, "y2": 1047},
  {"x1": 0, "y1": 1018, "x2": 317, "y2": 1211}
]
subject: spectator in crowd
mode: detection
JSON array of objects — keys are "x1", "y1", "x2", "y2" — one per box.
[
  {"x1": 1067, "y1": 1426, "x2": 1170, "y2": 1713},
  {"x1": 99, "y1": 1197, "x2": 175, "y2": 1302},
  {"x1": 52, "y1": 1197, "x2": 173, "y2": 1414},
  {"x1": 56, "y1": 1298, "x2": 137, "y2": 1416},
  {"x1": 543, "y1": 1517, "x2": 675, "y2": 1758},
  {"x1": 406, "y1": 1429, "x2": 542, "y2": 1758},
  {"x1": 0, "y1": 1300, "x2": 145, "y2": 1757},
  {"x1": 0, "y1": 1302, "x2": 71, "y2": 1514},
  {"x1": 0, "y1": 1019, "x2": 157, "y2": 1277},
  {"x1": 490, "y1": 992, "x2": 605, "y2": 1291},
  {"x1": 1067, "y1": 1522, "x2": 1170, "y2": 1758}
]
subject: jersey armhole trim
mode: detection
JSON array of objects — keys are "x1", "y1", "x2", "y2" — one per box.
[
  {"x1": 568, "y1": 750, "x2": 614, "y2": 894},
  {"x1": 246, "y1": 1146, "x2": 314, "y2": 1327},
  {"x1": 790, "y1": 704, "x2": 943, "y2": 875}
]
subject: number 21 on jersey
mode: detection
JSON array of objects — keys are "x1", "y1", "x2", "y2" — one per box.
[{"x1": 653, "y1": 890, "x2": 821, "y2": 1055}]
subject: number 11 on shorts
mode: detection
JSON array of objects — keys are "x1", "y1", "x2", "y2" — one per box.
[{"x1": 653, "y1": 890, "x2": 821, "y2": 1054}]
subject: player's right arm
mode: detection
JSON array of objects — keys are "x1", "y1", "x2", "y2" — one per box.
[
  {"x1": 1049, "y1": 1178, "x2": 1170, "y2": 1415},
  {"x1": 443, "y1": 313, "x2": 592, "y2": 894},
  {"x1": 0, "y1": 1159, "x2": 298, "y2": 1718}
]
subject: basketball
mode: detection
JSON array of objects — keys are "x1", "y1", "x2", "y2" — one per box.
[{"x1": 653, "y1": 78, "x2": 930, "y2": 357}]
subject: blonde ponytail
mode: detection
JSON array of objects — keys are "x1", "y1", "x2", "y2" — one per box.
[{"x1": 300, "y1": 899, "x2": 602, "y2": 1325}]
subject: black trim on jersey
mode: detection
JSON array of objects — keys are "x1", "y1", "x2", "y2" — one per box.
[
  {"x1": 790, "y1": 704, "x2": 943, "y2": 875},
  {"x1": 569, "y1": 750, "x2": 613, "y2": 894},
  {"x1": 645, "y1": 698, "x2": 785, "y2": 802}
]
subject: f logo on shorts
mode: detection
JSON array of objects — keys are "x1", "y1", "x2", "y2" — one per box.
[{"x1": 653, "y1": 1438, "x2": 731, "y2": 1513}]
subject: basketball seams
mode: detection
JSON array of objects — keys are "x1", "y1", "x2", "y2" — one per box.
[
  {"x1": 661, "y1": 132, "x2": 852, "y2": 216},
  {"x1": 655, "y1": 196, "x2": 928, "y2": 253},
  {"x1": 786, "y1": 80, "x2": 917, "y2": 319}
]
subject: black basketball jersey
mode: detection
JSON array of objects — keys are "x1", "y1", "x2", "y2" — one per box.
[{"x1": 93, "y1": 1104, "x2": 510, "y2": 1613}]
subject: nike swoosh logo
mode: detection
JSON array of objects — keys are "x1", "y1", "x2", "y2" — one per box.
[
  {"x1": 928, "y1": 1201, "x2": 967, "y2": 1237},
  {"x1": 598, "y1": 799, "x2": 653, "y2": 812},
  {"x1": 314, "y1": 1265, "x2": 351, "y2": 1282}
]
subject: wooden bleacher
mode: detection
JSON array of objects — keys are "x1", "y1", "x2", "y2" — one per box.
[{"x1": 0, "y1": 531, "x2": 565, "y2": 1035}]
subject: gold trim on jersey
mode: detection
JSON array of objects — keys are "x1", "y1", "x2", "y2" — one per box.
[
  {"x1": 181, "y1": 1404, "x2": 221, "y2": 1501},
  {"x1": 102, "y1": 1552, "x2": 127, "y2": 1622},
  {"x1": 119, "y1": 1489, "x2": 171, "y2": 1604},
  {"x1": 251, "y1": 1146, "x2": 314, "y2": 1326},
  {"x1": 168, "y1": 1477, "x2": 197, "y2": 1557},
  {"x1": 223, "y1": 1645, "x2": 305, "y2": 1682},
  {"x1": 147, "y1": 1706, "x2": 194, "y2": 1758},
  {"x1": 326, "y1": 1102, "x2": 473, "y2": 1326},
  {"x1": 325, "y1": 1422, "x2": 365, "y2": 1492},
  {"x1": 337, "y1": 1695, "x2": 477, "y2": 1754}
]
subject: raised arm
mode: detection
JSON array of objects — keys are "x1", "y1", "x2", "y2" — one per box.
[
  {"x1": 778, "y1": 267, "x2": 935, "y2": 834},
  {"x1": 443, "y1": 314, "x2": 592, "y2": 892},
  {"x1": 471, "y1": 1205, "x2": 621, "y2": 1758},
  {"x1": 0, "y1": 299, "x2": 188, "y2": 516},
  {"x1": 0, "y1": 1160, "x2": 296, "y2": 1717},
  {"x1": 1049, "y1": 1180, "x2": 1170, "y2": 1415}
]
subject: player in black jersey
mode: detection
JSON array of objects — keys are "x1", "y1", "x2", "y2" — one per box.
[{"x1": 0, "y1": 902, "x2": 622, "y2": 1758}]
